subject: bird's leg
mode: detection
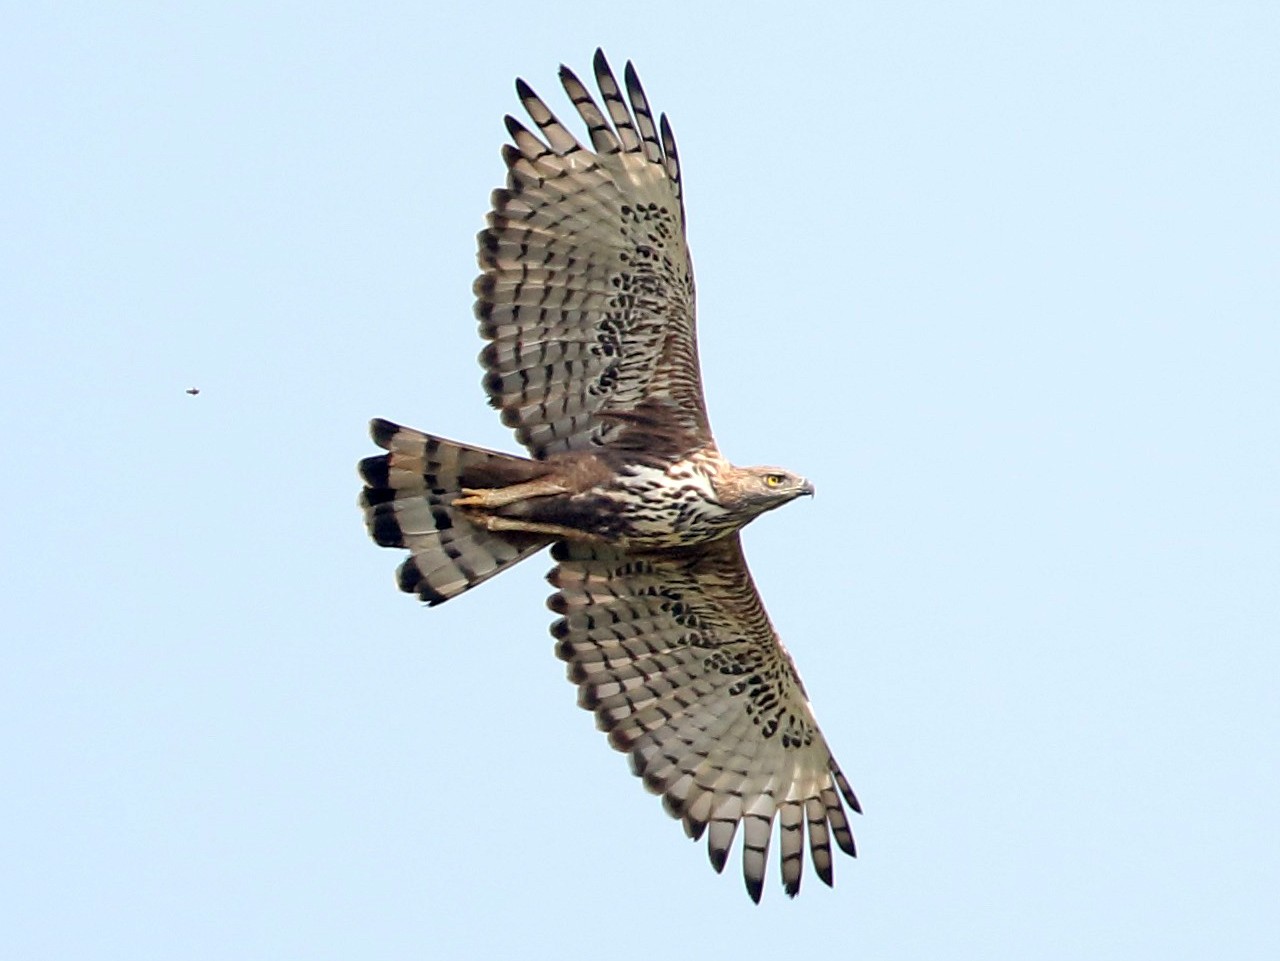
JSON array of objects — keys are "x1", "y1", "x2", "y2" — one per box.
[
  {"x1": 471, "y1": 514, "x2": 608, "y2": 543},
  {"x1": 452, "y1": 477, "x2": 570, "y2": 509}
]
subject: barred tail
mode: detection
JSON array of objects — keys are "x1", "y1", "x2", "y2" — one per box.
[{"x1": 358, "y1": 418, "x2": 552, "y2": 605}]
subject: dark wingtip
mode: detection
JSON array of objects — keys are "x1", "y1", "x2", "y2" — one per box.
[
  {"x1": 577, "y1": 683, "x2": 601, "y2": 711},
  {"x1": 369, "y1": 508, "x2": 404, "y2": 548},
  {"x1": 623, "y1": 60, "x2": 643, "y2": 98},
  {"x1": 358, "y1": 454, "x2": 390, "y2": 488},
  {"x1": 834, "y1": 765, "x2": 862, "y2": 814},
  {"x1": 369, "y1": 418, "x2": 400, "y2": 449},
  {"x1": 834, "y1": 825, "x2": 858, "y2": 858},
  {"x1": 489, "y1": 186, "x2": 513, "y2": 213},
  {"x1": 660, "y1": 792, "x2": 684, "y2": 819},
  {"x1": 745, "y1": 875, "x2": 764, "y2": 904},
  {"x1": 783, "y1": 858, "x2": 802, "y2": 897},
  {"x1": 514, "y1": 77, "x2": 536, "y2": 102},
  {"x1": 708, "y1": 845, "x2": 729, "y2": 874},
  {"x1": 557, "y1": 62, "x2": 580, "y2": 86},
  {"x1": 396, "y1": 557, "x2": 421, "y2": 593},
  {"x1": 396, "y1": 557, "x2": 447, "y2": 606},
  {"x1": 359, "y1": 487, "x2": 395, "y2": 508},
  {"x1": 816, "y1": 860, "x2": 834, "y2": 888}
]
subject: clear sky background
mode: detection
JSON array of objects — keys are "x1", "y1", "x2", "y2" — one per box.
[{"x1": 3, "y1": 2, "x2": 1277, "y2": 958}]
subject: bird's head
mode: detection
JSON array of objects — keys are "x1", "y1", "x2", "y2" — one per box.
[{"x1": 718, "y1": 465, "x2": 815, "y2": 518}]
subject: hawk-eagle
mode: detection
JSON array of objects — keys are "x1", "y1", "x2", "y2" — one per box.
[{"x1": 359, "y1": 50, "x2": 859, "y2": 902}]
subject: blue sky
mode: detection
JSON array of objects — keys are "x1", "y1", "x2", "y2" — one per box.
[{"x1": 3, "y1": 2, "x2": 1278, "y2": 957}]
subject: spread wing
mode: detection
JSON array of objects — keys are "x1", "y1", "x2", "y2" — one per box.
[
  {"x1": 476, "y1": 49, "x2": 710, "y2": 461},
  {"x1": 548, "y1": 535, "x2": 860, "y2": 902}
]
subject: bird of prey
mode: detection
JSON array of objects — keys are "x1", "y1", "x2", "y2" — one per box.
[{"x1": 359, "y1": 50, "x2": 859, "y2": 902}]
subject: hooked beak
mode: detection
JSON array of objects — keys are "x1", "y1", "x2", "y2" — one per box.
[{"x1": 801, "y1": 480, "x2": 816, "y2": 497}]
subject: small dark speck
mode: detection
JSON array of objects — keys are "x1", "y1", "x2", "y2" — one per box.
[{"x1": 185, "y1": 388, "x2": 200, "y2": 395}]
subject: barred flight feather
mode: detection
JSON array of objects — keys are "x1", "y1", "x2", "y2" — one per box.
[
  {"x1": 548, "y1": 535, "x2": 860, "y2": 902},
  {"x1": 477, "y1": 49, "x2": 708, "y2": 460}
]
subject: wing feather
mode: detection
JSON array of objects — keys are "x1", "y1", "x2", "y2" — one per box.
[
  {"x1": 478, "y1": 48, "x2": 709, "y2": 460},
  {"x1": 547, "y1": 535, "x2": 860, "y2": 902}
]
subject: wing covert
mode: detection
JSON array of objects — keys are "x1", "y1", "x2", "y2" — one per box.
[
  {"x1": 476, "y1": 49, "x2": 710, "y2": 461},
  {"x1": 547, "y1": 535, "x2": 860, "y2": 902}
]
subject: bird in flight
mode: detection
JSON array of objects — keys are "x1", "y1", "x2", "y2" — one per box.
[{"x1": 359, "y1": 49, "x2": 859, "y2": 902}]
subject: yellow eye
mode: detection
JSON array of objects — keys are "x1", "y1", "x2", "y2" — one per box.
[{"x1": 765, "y1": 474, "x2": 785, "y2": 488}]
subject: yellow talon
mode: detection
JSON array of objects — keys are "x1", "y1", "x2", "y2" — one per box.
[{"x1": 453, "y1": 488, "x2": 488, "y2": 508}]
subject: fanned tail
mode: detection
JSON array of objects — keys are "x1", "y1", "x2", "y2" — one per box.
[{"x1": 358, "y1": 418, "x2": 553, "y2": 604}]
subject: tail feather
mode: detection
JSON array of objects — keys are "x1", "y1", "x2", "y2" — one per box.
[{"x1": 359, "y1": 418, "x2": 552, "y2": 604}]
